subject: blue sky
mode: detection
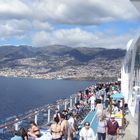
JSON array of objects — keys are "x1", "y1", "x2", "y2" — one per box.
[{"x1": 0, "y1": 0, "x2": 140, "y2": 49}]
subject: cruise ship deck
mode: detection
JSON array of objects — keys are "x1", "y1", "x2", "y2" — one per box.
[{"x1": 0, "y1": 79, "x2": 139, "y2": 140}]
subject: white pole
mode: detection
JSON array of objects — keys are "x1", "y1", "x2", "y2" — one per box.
[
  {"x1": 64, "y1": 101, "x2": 67, "y2": 110},
  {"x1": 14, "y1": 118, "x2": 19, "y2": 131},
  {"x1": 57, "y1": 104, "x2": 60, "y2": 110},
  {"x1": 74, "y1": 96, "x2": 77, "y2": 104},
  {"x1": 15, "y1": 123, "x2": 18, "y2": 131},
  {"x1": 34, "y1": 112, "x2": 38, "y2": 124},
  {"x1": 47, "y1": 107, "x2": 51, "y2": 123}
]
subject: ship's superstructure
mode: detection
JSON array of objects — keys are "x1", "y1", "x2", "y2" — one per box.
[
  {"x1": 121, "y1": 36, "x2": 140, "y2": 116},
  {"x1": 121, "y1": 0, "x2": 140, "y2": 117}
]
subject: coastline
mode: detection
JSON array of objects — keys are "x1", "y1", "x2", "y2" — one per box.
[{"x1": 0, "y1": 74, "x2": 117, "y2": 82}]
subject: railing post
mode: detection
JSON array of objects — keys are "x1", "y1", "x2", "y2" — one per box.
[
  {"x1": 47, "y1": 106, "x2": 51, "y2": 123},
  {"x1": 70, "y1": 96, "x2": 73, "y2": 108},
  {"x1": 14, "y1": 118, "x2": 19, "y2": 131},
  {"x1": 57, "y1": 104, "x2": 60, "y2": 110},
  {"x1": 74, "y1": 96, "x2": 77, "y2": 104},
  {"x1": 34, "y1": 111, "x2": 38, "y2": 124},
  {"x1": 64, "y1": 100, "x2": 67, "y2": 110}
]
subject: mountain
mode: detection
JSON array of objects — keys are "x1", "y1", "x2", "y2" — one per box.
[
  {"x1": 0, "y1": 45, "x2": 125, "y2": 62},
  {"x1": 0, "y1": 45, "x2": 126, "y2": 80}
]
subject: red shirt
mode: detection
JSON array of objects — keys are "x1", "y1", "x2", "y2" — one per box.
[{"x1": 107, "y1": 120, "x2": 119, "y2": 135}]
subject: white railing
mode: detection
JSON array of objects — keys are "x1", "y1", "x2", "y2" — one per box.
[{"x1": 0, "y1": 94, "x2": 78, "y2": 139}]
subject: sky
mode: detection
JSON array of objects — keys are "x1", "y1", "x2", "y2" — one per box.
[{"x1": 0, "y1": 0, "x2": 140, "y2": 49}]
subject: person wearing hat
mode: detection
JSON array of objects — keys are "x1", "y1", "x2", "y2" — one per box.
[
  {"x1": 79, "y1": 122, "x2": 96, "y2": 140},
  {"x1": 106, "y1": 114, "x2": 119, "y2": 140}
]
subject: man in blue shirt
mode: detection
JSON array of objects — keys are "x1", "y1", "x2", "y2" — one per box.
[{"x1": 11, "y1": 131, "x2": 23, "y2": 140}]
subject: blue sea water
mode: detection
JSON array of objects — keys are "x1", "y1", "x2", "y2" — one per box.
[{"x1": 0, "y1": 77, "x2": 94, "y2": 120}]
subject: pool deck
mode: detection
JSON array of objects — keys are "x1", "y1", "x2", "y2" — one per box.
[
  {"x1": 82, "y1": 110, "x2": 139, "y2": 140},
  {"x1": 28, "y1": 109, "x2": 139, "y2": 140},
  {"x1": 80, "y1": 111, "x2": 98, "y2": 134}
]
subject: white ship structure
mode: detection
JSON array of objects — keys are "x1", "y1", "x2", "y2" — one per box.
[{"x1": 121, "y1": 0, "x2": 140, "y2": 117}]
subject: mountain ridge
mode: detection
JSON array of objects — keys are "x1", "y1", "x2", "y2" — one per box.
[{"x1": 0, "y1": 45, "x2": 126, "y2": 60}]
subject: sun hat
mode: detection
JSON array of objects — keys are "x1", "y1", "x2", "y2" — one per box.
[{"x1": 110, "y1": 114, "x2": 115, "y2": 118}]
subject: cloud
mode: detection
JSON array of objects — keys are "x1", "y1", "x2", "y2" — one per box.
[
  {"x1": 0, "y1": 19, "x2": 31, "y2": 39},
  {"x1": 34, "y1": 0, "x2": 140, "y2": 25},
  {"x1": 0, "y1": 0, "x2": 139, "y2": 48},
  {"x1": 0, "y1": 19, "x2": 53, "y2": 41},
  {"x1": 0, "y1": 0, "x2": 32, "y2": 20},
  {"x1": 32, "y1": 20, "x2": 54, "y2": 31},
  {"x1": 0, "y1": 0, "x2": 139, "y2": 24},
  {"x1": 32, "y1": 28, "x2": 133, "y2": 49}
]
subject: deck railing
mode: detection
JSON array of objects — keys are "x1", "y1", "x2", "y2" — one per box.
[{"x1": 0, "y1": 94, "x2": 78, "y2": 140}]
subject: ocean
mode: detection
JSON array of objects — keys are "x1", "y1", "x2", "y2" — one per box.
[{"x1": 0, "y1": 77, "x2": 94, "y2": 121}]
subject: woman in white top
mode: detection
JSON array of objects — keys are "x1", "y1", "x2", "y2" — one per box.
[
  {"x1": 79, "y1": 122, "x2": 96, "y2": 140},
  {"x1": 97, "y1": 115, "x2": 107, "y2": 140}
]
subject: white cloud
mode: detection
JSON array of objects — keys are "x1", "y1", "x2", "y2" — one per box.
[
  {"x1": 0, "y1": 0, "x2": 139, "y2": 48},
  {"x1": 0, "y1": 19, "x2": 53, "y2": 41},
  {"x1": 32, "y1": 31, "x2": 51, "y2": 47},
  {"x1": 32, "y1": 28, "x2": 134, "y2": 49},
  {"x1": 0, "y1": 0, "x2": 139, "y2": 24},
  {"x1": 0, "y1": 19, "x2": 30, "y2": 38},
  {"x1": 32, "y1": 20, "x2": 54, "y2": 31},
  {"x1": 0, "y1": 0, "x2": 32, "y2": 20},
  {"x1": 33, "y1": 0, "x2": 140, "y2": 25}
]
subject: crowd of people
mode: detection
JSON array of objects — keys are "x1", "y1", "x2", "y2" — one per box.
[{"x1": 10, "y1": 81, "x2": 127, "y2": 140}]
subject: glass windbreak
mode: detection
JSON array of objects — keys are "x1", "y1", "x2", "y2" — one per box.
[
  {"x1": 124, "y1": 49, "x2": 133, "y2": 73},
  {"x1": 135, "y1": 46, "x2": 140, "y2": 68}
]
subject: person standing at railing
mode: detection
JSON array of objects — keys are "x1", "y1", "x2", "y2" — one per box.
[
  {"x1": 60, "y1": 113, "x2": 69, "y2": 140},
  {"x1": 53, "y1": 108, "x2": 61, "y2": 121},
  {"x1": 50, "y1": 116, "x2": 62, "y2": 140},
  {"x1": 28, "y1": 121, "x2": 40, "y2": 138},
  {"x1": 20, "y1": 127, "x2": 28, "y2": 140},
  {"x1": 79, "y1": 122, "x2": 96, "y2": 140}
]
